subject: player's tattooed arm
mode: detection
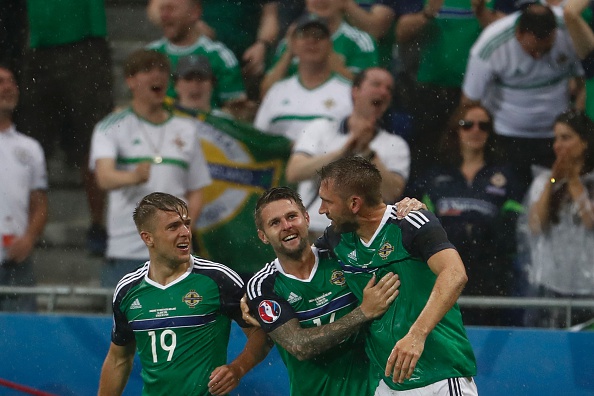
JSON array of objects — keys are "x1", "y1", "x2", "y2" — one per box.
[{"x1": 269, "y1": 272, "x2": 400, "y2": 361}]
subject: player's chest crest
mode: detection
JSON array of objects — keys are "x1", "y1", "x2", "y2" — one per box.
[{"x1": 345, "y1": 242, "x2": 394, "y2": 267}]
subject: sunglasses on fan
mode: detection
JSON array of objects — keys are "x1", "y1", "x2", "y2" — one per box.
[{"x1": 458, "y1": 120, "x2": 490, "y2": 131}]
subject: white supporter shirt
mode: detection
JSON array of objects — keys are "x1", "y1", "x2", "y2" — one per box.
[
  {"x1": 462, "y1": 10, "x2": 583, "y2": 139},
  {"x1": 254, "y1": 73, "x2": 353, "y2": 142},
  {"x1": 90, "y1": 108, "x2": 212, "y2": 259},
  {"x1": 0, "y1": 125, "x2": 48, "y2": 262},
  {"x1": 293, "y1": 118, "x2": 410, "y2": 232}
]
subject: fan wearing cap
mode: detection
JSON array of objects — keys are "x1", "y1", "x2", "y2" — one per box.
[
  {"x1": 171, "y1": 55, "x2": 215, "y2": 114},
  {"x1": 254, "y1": 15, "x2": 353, "y2": 142},
  {"x1": 261, "y1": 0, "x2": 378, "y2": 96},
  {"x1": 146, "y1": 0, "x2": 246, "y2": 110}
]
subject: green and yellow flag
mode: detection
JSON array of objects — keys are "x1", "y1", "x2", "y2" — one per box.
[{"x1": 173, "y1": 107, "x2": 292, "y2": 276}]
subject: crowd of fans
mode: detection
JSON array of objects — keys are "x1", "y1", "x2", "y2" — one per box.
[{"x1": 0, "y1": 0, "x2": 593, "y2": 328}]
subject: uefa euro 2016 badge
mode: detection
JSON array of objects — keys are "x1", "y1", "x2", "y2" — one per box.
[
  {"x1": 258, "y1": 300, "x2": 281, "y2": 324},
  {"x1": 183, "y1": 290, "x2": 203, "y2": 308},
  {"x1": 378, "y1": 242, "x2": 394, "y2": 260},
  {"x1": 330, "y1": 270, "x2": 346, "y2": 286}
]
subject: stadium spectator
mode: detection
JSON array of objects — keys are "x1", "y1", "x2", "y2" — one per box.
[
  {"x1": 89, "y1": 50, "x2": 212, "y2": 287},
  {"x1": 97, "y1": 192, "x2": 270, "y2": 396},
  {"x1": 286, "y1": 67, "x2": 409, "y2": 240},
  {"x1": 146, "y1": 0, "x2": 247, "y2": 110},
  {"x1": 315, "y1": 156, "x2": 478, "y2": 394},
  {"x1": 16, "y1": 0, "x2": 113, "y2": 257},
  {"x1": 564, "y1": 0, "x2": 594, "y2": 121},
  {"x1": 0, "y1": 65, "x2": 48, "y2": 312},
  {"x1": 398, "y1": 0, "x2": 494, "y2": 182},
  {"x1": 170, "y1": 55, "x2": 222, "y2": 116},
  {"x1": 261, "y1": 0, "x2": 378, "y2": 96},
  {"x1": 461, "y1": 3, "x2": 584, "y2": 193},
  {"x1": 412, "y1": 104, "x2": 523, "y2": 326},
  {"x1": 147, "y1": 0, "x2": 280, "y2": 101},
  {"x1": 254, "y1": 14, "x2": 353, "y2": 142},
  {"x1": 523, "y1": 110, "x2": 594, "y2": 328},
  {"x1": 246, "y1": 186, "x2": 399, "y2": 395},
  {"x1": 344, "y1": 0, "x2": 423, "y2": 67}
]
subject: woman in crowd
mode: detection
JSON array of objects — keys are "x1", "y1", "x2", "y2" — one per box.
[
  {"x1": 525, "y1": 109, "x2": 594, "y2": 328},
  {"x1": 414, "y1": 104, "x2": 523, "y2": 326}
]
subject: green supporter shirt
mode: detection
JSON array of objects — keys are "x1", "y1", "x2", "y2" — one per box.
[
  {"x1": 147, "y1": 36, "x2": 246, "y2": 107},
  {"x1": 416, "y1": 0, "x2": 492, "y2": 88},
  {"x1": 317, "y1": 206, "x2": 477, "y2": 391},
  {"x1": 27, "y1": 0, "x2": 107, "y2": 48},
  {"x1": 201, "y1": 0, "x2": 269, "y2": 59},
  {"x1": 270, "y1": 21, "x2": 378, "y2": 76},
  {"x1": 111, "y1": 257, "x2": 249, "y2": 396},
  {"x1": 246, "y1": 248, "x2": 372, "y2": 396}
]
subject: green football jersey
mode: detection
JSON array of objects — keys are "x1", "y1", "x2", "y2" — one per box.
[
  {"x1": 147, "y1": 36, "x2": 245, "y2": 107},
  {"x1": 270, "y1": 21, "x2": 378, "y2": 76},
  {"x1": 319, "y1": 206, "x2": 477, "y2": 391},
  {"x1": 246, "y1": 247, "x2": 372, "y2": 396},
  {"x1": 112, "y1": 256, "x2": 247, "y2": 396}
]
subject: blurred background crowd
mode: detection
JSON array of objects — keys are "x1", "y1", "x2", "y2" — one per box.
[{"x1": 1, "y1": 0, "x2": 593, "y2": 329}]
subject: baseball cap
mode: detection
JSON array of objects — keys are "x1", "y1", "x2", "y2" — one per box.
[
  {"x1": 175, "y1": 55, "x2": 213, "y2": 80},
  {"x1": 293, "y1": 13, "x2": 330, "y2": 36}
]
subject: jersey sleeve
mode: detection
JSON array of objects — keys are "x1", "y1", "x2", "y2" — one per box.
[
  {"x1": 462, "y1": 50, "x2": 494, "y2": 102},
  {"x1": 345, "y1": 32, "x2": 378, "y2": 73},
  {"x1": 398, "y1": 209, "x2": 455, "y2": 262},
  {"x1": 214, "y1": 265, "x2": 251, "y2": 327},
  {"x1": 246, "y1": 273, "x2": 297, "y2": 333},
  {"x1": 111, "y1": 293, "x2": 135, "y2": 346},
  {"x1": 89, "y1": 118, "x2": 118, "y2": 171},
  {"x1": 209, "y1": 43, "x2": 246, "y2": 104}
]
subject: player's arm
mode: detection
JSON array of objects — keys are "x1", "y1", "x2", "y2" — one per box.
[
  {"x1": 386, "y1": 248, "x2": 466, "y2": 383},
  {"x1": 97, "y1": 341, "x2": 136, "y2": 396},
  {"x1": 95, "y1": 158, "x2": 150, "y2": 190},
  {"x1": 207, "y1": 326, "x2": 272, "y2": 396},
  {"x1": 254, "y1": 273, "x2": 399, "y2": 361}
]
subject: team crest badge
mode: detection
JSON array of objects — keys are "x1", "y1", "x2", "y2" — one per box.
[
  {"x1": 258, "y1": 300, "x2": 281, "y2": 324},
  {"x1": 490, "y1": 172, "x2": 507, "y2": 188},
  {"x1": 330, "y1": 270, "x2": 346, "y2": 286},
  {"x1": 182, "y1": 290, "x2": 202, "y2": 308},
  {"x1": 378, "y1": 242, "x2": 394, "y2": 259}
]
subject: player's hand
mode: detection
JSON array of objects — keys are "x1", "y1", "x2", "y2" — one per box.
[
  {"x1": 394, "y1": 197, "x2": 427, "y2": 219},
  {"x1": 359, "y1": 273, "x2": 400, "y2": 320},
  {"x1": 208, "y1": 364, "x2": 241, "y2": 395},
  {"x1": 385, "y1": 331, "x2": 425, "y2": 384},
  {"x1": 240, "y1": 295, "x2": 261, "y2": 327}
]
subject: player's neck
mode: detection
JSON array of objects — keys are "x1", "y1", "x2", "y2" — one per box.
[
  {"x1": 148, "y1": 258, "x2": 191, "y2": 286},
  {"x1": 356, "y1": 204, "x2": 386, "y2": 243},
  {"x1": 277, "y1": 247, "x2": 316, "y2": 280}
]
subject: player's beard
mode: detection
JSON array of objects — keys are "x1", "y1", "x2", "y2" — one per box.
[
  {"x1": 278, "y1": 236, "x2": 309, "y2": 261},
  {"x1": 331, "y1": 219, "x2": 359, "y2": 234}
]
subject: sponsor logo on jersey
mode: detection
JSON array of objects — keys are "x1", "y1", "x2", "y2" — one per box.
[
  {"x1": 130, "y1": 298, "x2": 142, "y2": 310},
  {"x1": 309, "y1": 292, "x2": 331, "y2": 306},
  {"x1": 378, "y1": 242, "x2": 394, "y2": 259},
  {"x1": 258, "y1": 300, "x2": 281, "y2": 324},
  {"x1": 182, "y1": 290, "x2": 203, "y2": 308},
  {"x1": 287, "y1": 292, "x2": 302, "y2": 304},
  {"x1": 348, "y1": 250, "x2": 357, "y2": 262},
  {"x1": 330, "y1": 270, "x2": 346, "y2": 286}
]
